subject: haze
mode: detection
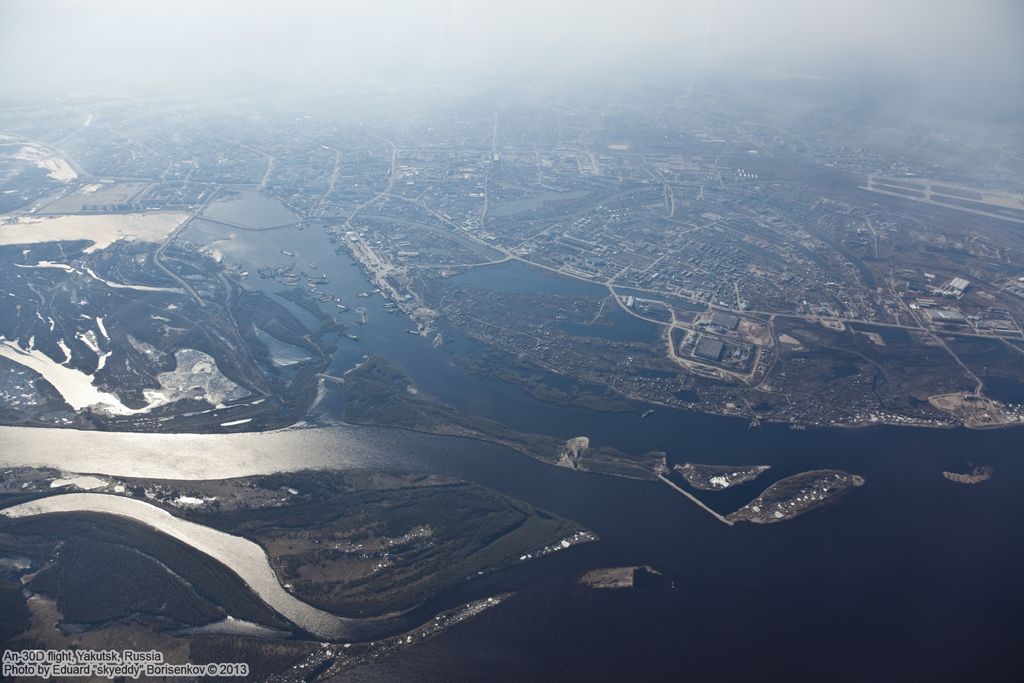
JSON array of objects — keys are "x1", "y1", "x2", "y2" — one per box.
[{"x1": 1, "y1": 0, "x2": 1022, "y2": 109}]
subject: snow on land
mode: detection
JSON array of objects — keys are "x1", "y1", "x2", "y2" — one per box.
[
  {"x1": 220, "y1": 418, "x2": 253, "y2": 427},
  {"x1": 77, "y1": 329, "x2": 111, "y2": 371},
  {"x1": 83, "y1": 266, "x2": 181, "y2": 292},
  {"x1": 0, "y1": 337, "x2": 140, "y2": 414},
  {"x1": 10, "y1": 144, "x2": 77, "y2": 181},
  {"x1": 50, "y1": 475, "x2": 107, "y2": 490},
  {"x1": 30, "y1": 312, "x2": 56, "y2": 333},
  {"x1": 13, "y1": 261, "x2": 75, "y2": 272},
  {"x1": 144, "y1": 349, "x2": 249, "y2": 409},
  {"x1": 0, "y1": 340, "x2": 247, "y2": 417},
  {"x1": 55, "y1": 339, "x2": 72, "y2": 363},
  {"x1": 13, "y1": 260, "x2": 180, "y2": 293},
  {"x1": 77, "y1": 330, "x2": 100, "y2": 354},
  {"x1": 0, "y1": 212, "x2": 188, "y2": 253}
]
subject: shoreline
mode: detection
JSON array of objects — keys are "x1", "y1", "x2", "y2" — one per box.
[{"x1": 0, "y1": 492, "x2": 530, "y2": 645}]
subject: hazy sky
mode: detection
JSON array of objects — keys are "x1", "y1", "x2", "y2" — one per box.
[{"x1": 1, "y1": 0, "x2": 1021, "y2": 104}]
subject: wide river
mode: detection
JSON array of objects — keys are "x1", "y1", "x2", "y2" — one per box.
[
  {"x1": 3, "y1": 414, "x2": 1022, "y2": 682},
  {"x1": 5, "y1": 196, "x2": 1023, "y2": 680}
]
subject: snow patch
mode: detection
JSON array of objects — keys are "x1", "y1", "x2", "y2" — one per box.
[
  {"x1": 0, "y1": 337, "x2": 138, "y2": 415},
  {"x1": 0, "y1": 212, "x2": 188, "y2": 253},
  {"x1": 50, "y1": 475, "x2": 107, "y2": 490},
  {"x1": 83, "y1": 266, "x2": 181, "y2": 292},
  {"x1": 11, "y1": 144, "x2": 77, "y2": 181}
]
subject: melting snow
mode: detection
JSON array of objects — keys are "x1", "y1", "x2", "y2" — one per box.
[
  {"x1": 50, "y1": 475, "x2": 108, "y2": 490},
  {"x1": 0, "y1": 337, "x2": 139, "y2": 414}
]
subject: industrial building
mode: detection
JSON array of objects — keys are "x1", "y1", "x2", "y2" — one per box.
[
  {"x1": 934, "y1": 277, "x2": 970, "y2": 298},
  {"x1": 693, "y1": 335, "x2": 725, "y2": 361},
  {"x1": 710, "y1": 311, "x2": 740, "y2": 330}
]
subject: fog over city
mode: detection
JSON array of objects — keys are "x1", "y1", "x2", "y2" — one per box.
[
  {"x1": 1, "y1": 0, "x2": 1022, "y2": 108},
  {"x1": 3, "y1": 1, "x2": 1024, "y2": 680}
]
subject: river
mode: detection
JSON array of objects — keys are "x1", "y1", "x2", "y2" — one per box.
[
  {"x1": 2, "y1": 415, "x2": 1022, "y2": 681},
  {"x1": 4, "y1": 194, "x2": 1022, "y2": 680},
  {"x1": 0, "y1": 492, "x2": 416, "y2": 641}
]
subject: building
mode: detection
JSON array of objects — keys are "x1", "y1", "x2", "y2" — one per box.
[
  {"x1": 928, "y1": 308, "x2": 967, "y2": 323},
  {"x1": 693, "y1": 336, "x2": 725, "y2": 361},
  {"x1": 934, "y1": 277, "x2": 970, "y2": 299}
]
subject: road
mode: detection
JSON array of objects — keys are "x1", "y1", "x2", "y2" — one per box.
[
  {"x1": 152, "y1": 191, "x2": 226, "y2": 307},
  {"x1": 658, "y1": 475, "x2": 734, "y2": 526}
]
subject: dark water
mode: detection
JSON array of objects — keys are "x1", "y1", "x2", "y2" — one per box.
[
  {"x1": 200, "y1": 192, "x2": 300, "y2": 228},
  {"x1": 450, "y1": 259, "x2": 601, "y2": 295},
  {"x1": 984, "y1": 376, "x2": 1024, "y2": 405},
  {"x1": 182, "y1": 196, "x2": 1024, "y2": 682},
  {"x1": 349, "y1": 425, "x2": 1024, "y2": 683}
]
